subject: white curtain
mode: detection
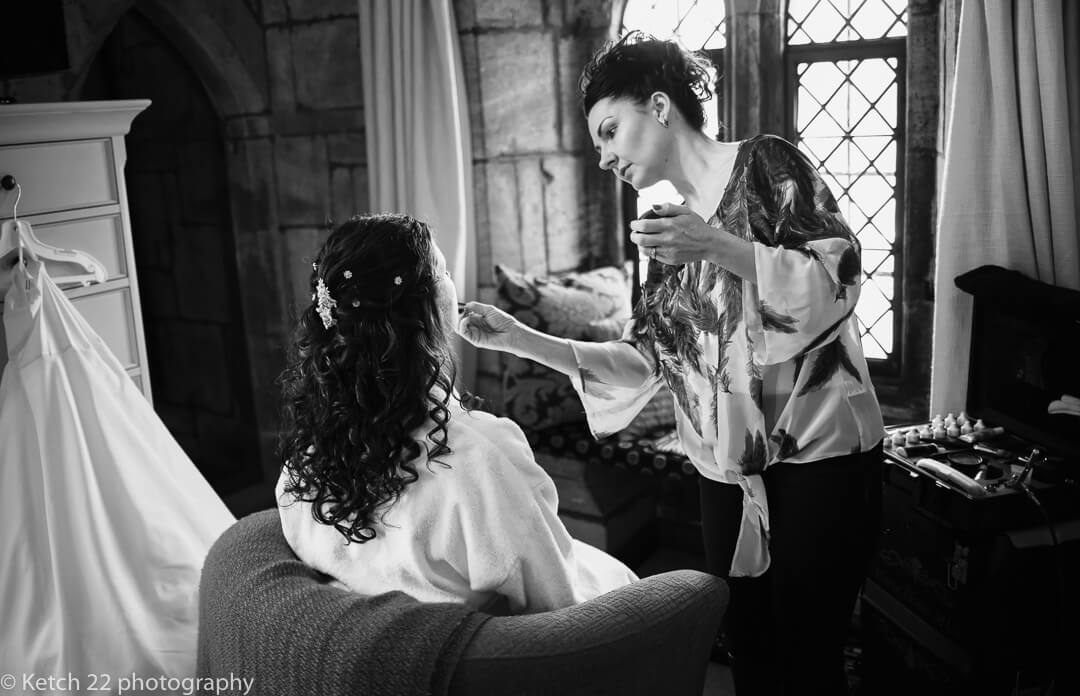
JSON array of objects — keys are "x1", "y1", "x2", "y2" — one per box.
[
  {"x1": 357, "y1": 0, "x2": 477, "y2": 390},
  {"x1": 930, "y1": 0, "x2": 1080, "y2": 415}
]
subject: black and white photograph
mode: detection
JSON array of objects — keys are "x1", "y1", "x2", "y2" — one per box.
[{"x1": 1, "y1": 1, "x2": 1078, "y2": 694}]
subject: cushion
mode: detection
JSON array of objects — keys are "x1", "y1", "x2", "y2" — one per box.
[
  {"x1": 526, "y1": 425, "x2": 694, "y2": 477},
  {"x1": 582, "y1": 317, "x2": 628, "y2": 342},
  {"x1": 526, "y1": 424, "x2": 701, "y2": 527},
  {"x1": 495, "y1": 264, "x2": 631, "y2": 430},
  {"x1": 623, "y1": 391, "x2": 677, "y2": 438},
  {"x1": 496, "y1": 265, "x2": 631, "y2": 338}
]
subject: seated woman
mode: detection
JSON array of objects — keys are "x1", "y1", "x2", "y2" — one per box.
[{"x1": 275, "y1": 213, "x2": 637, "y2": 614}]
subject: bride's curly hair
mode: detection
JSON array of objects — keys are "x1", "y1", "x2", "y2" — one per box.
[{"x1": 277, "y1": 213, "x2": 462, "y2": 544}]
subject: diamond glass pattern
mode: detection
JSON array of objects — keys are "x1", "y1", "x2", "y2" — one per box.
[
  {"x1": 794, "y1": 55, "x2": 900, "y2": 357},
  {"x1": 622, "y1": 0, "x2": 727, "y2": 50},
  {"x1": 788, "y1": 0, "x2": 907, "y2": 45}
]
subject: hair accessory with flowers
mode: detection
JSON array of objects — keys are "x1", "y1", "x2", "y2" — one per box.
[
  {"x1": 394, "y1": 276, "x2": 403, "y2": 286},
  {"x1": 315, "y1": 277, "x2": 338, "y2": 329}
]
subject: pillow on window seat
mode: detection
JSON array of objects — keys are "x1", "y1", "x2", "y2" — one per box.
[
  {"x1": 526, "y1": 423, "x2": 701, "y2": 527},
  {"x1": 495, "y1": 264, "x2": 631, "y2": 430}
]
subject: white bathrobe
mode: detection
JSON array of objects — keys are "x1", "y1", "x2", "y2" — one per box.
[{"x1": 276, "y1": 402, "x2": 638, "y2": 614}]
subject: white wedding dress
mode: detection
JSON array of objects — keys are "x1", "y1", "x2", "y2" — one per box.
[{"x1": 0, "y1": 260, "x2": 235, "y2": 684}]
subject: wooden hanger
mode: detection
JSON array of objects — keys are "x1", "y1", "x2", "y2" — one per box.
[{"x1": 0, "y1": 178, "x2": 108, "y2": 288}]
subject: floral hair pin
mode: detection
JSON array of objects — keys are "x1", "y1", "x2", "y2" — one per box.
[
  {"x1": 314, "y1": 268, "x2": 405, "y2": 327},
  {"x1": 315, "y1": 277, "x2": 337, "y2": 329}
]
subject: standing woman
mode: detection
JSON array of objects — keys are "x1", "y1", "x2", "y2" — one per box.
[{"x1": 458, "y1": 32, "x2": 884, "y2": 695}]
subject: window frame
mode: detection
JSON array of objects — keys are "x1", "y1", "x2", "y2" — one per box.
[{"x1": 785, "y1": 36, "x2": 908, "y2": 377}]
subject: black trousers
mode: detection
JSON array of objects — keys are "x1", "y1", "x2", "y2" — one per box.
[{"x1": 699, "y1": 443, "x2": 883, "y2": 696}]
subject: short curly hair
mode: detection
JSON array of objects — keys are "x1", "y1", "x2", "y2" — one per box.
[
  {"x1": 277, "y1": 213, "x2": 462, "y2": 544},
  {"x1": 579, "y1": 30, "x2": 715, "y2": 132}
]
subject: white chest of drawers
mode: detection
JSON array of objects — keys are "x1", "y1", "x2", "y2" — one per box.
[{"x1": 0, "y1": 100, "x2": 153, "y2": 402}]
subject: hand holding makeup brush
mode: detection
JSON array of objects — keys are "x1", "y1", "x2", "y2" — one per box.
[{"x1": 457, "y1": 301, "x2": 519, "y2": 352}]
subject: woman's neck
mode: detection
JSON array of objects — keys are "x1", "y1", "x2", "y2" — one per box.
[{"x1": 665, "y1": 133, "x2": 739, "y2": 219}]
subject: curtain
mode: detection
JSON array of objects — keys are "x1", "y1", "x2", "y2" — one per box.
[
  {"x1": 929, "y1": 0, "x2": 1080, "y2": 416},
  {"x1": 357, "y1": 0, "x2": 477, "y2": 390}
]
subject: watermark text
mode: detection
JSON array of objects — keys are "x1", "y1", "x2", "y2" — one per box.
[{"x1": 1, "y1": 672, "x2": 253, "y2": 695}]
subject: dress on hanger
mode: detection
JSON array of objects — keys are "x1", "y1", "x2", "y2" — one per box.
[{"x1": 0, "y1": 259, "x2": 235, "y2": 682}]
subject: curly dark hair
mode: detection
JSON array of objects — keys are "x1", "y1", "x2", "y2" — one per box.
[
  {"x1": 579, "y1": 30, "x2": 716, "y2": 132},
  {"x1": 277, "y1": 213, "x2": 463, "y2": 544}
]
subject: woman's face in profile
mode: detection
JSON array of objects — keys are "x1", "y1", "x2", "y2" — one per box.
[
  {"x1": 430, "y1": 244, "x2": 458, "y2": 336},
  {"x1": 587, "y1": 95, "x2": 670, "y2": 190}
]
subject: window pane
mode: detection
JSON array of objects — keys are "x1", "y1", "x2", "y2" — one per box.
[
  {"x1": 862, "y1": 249, "x2": 892, "y2": 275},
  {"x1": 851, "y1": 59, "x2": 898, "y2": 108},
  {"x1": 623, "y1": 0, "x2": 726, "y2": 49},
  {"x1": 856, "y1": 137, "x2": 895, "y2": 173},
  {"x1": 793, "y1": 56, "x2": 900, "y2": 359},
  {"x1": 788, "y1": 0, "x2": 908, "y2": 44},
  {"x1": 851, "y1": 0, "x2": 906, "y2": 39}
]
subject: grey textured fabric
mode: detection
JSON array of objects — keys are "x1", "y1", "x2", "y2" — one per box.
[
  {"x1": 449, "y1": 569, "x2": 728, "y2": 696},
  {"x1": 196, "y1": 510, "x2": 488, "y2": 696},
  {"x1": 198, "y1": 509, "x2": 729, "y2": 696}
]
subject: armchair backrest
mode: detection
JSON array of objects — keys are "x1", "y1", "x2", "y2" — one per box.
[{"x1": 197, "y1": 510, "x2": 728, "y2": 696}]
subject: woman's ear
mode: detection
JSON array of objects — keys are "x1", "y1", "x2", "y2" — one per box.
[{"x1": 651, "y1": 92, "x2": 671, "y2": 127}]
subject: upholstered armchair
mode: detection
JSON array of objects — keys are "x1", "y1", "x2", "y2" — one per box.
[{"x1": 197, "y1": 509, "x2": 728, "y2": 696}]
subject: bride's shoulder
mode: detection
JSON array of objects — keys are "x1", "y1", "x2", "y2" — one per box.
[{"x1": 448, "y1": 407, "x2": 531, "y2": 457}]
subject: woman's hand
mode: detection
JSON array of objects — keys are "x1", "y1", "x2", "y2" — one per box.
[
  {"x1": 628, "y1": 202, "x2": 721, "y2": 265},
  {"x1": 457, "y1": 302, "x2": 520, "y2": 352},
  {"x1": 459, "y1": 302, "x2": 583, "y2": 375},
  {"x1": 630, "y1": 202, "x2": 756, "y2": 281}
]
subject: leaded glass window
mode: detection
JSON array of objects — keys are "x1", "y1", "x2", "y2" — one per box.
[
  {"x1": 787, "y1": 0, "x2": 907, "y2": 365},
  {"x1": 788, "y1": 0, "x2": 908, "y2": 45}
]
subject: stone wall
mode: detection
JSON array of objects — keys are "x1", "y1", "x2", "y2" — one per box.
[
  {"x1": 887, "y1": 0, "x2": 940, "y2": 422},
  {"x1": 81, "y1": 10, "x2": 263, "y2": 497},
  {"x1": 1, "y1": 0, "x2": 619, "y2": 498},
  {"x1": 455, "y1": 0, "x2": 618, "y2": 401}
]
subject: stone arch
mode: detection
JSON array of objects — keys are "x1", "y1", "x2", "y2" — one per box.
[
  {"x1": 129, "y1": 0, "x2": 267, "y2": 117},
  {"x1": 66, "y1": 0, "x2": 267, "y2": 117},
  {"x1": 69, "y1": 0, "x2": 286, "y2": 491},
  {"x1": 6, "y1": 1, "x2": 263, "y2": 118}
]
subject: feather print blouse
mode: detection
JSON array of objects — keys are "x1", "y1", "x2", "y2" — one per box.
[{"x1": 568, "y1": 134, "x2": 884, "y2": 577}]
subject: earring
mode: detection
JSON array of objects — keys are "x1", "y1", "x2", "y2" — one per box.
[{"x1": 658, "y1": 115, "x2": 669, "y2": 128}]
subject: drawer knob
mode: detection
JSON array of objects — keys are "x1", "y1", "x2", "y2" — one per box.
[{"x1": 0, "y1": 175, "x2": 15, "y2": 191}]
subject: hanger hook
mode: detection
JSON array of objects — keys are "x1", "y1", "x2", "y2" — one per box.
[{"x1": 13, "y1": 183, "x2": 24, "y2": 268}]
